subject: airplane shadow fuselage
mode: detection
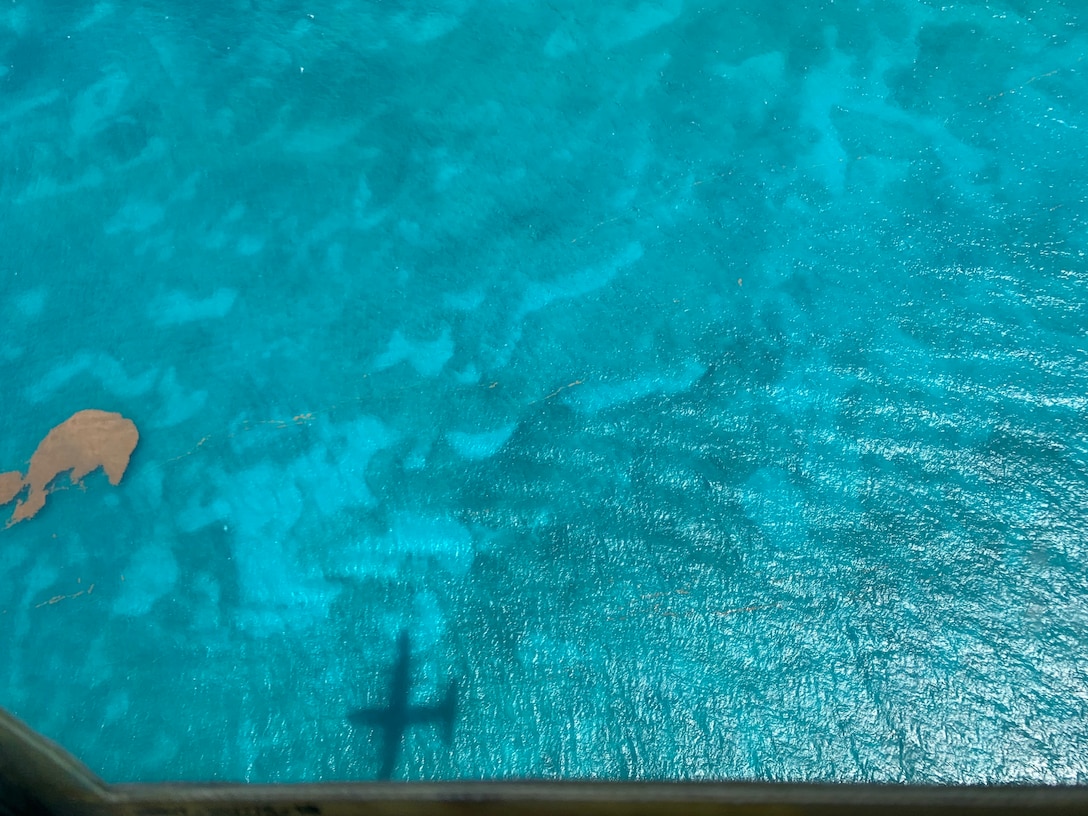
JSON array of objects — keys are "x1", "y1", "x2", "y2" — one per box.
[{"x1": 348, "y1": 630, "x2": 457, "y2": 780}]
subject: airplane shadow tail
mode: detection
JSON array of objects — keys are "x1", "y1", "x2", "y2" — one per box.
[{"x1": 436, "y1": 679, "x2": 457, "y2": 746}]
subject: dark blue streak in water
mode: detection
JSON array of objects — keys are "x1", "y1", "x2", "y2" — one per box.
[{"x1": 0, "y1": 0, "x2": 1086, "y2": 785}]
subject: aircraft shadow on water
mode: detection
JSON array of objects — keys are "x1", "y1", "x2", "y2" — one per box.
[{"x1": 348, "y1": 630, "x2": 458, "y2": 780}]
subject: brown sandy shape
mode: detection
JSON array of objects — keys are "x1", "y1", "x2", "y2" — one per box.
[
  {"x1": 0, "y1": 471, "x2": 23, "y2": 504},
  {"x1": 1, "y1": 409, "x2": 139, "y2": 528}
]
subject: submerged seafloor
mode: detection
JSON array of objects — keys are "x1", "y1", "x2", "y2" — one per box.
[{"x1": 1, "y1": 0, "x2": 1087, "y2": 784}]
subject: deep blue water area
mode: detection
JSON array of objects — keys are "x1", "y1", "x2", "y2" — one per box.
[{"x1": 2, "y1": 0, "x2": 1087, "y2": 784}]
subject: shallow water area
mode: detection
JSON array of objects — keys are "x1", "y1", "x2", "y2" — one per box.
[{"x1": 1, "y1": 0, "x2": 1087, "y2": 784}]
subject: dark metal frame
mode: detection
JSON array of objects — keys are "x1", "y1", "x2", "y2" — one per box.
[{"x1": 4, "y1": 707, "x2": 1087, "y2": 816}]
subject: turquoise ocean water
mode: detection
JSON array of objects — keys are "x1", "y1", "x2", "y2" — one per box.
[{"x1": 2, "y1": 0, "x2": 1087, "y2": 784}]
